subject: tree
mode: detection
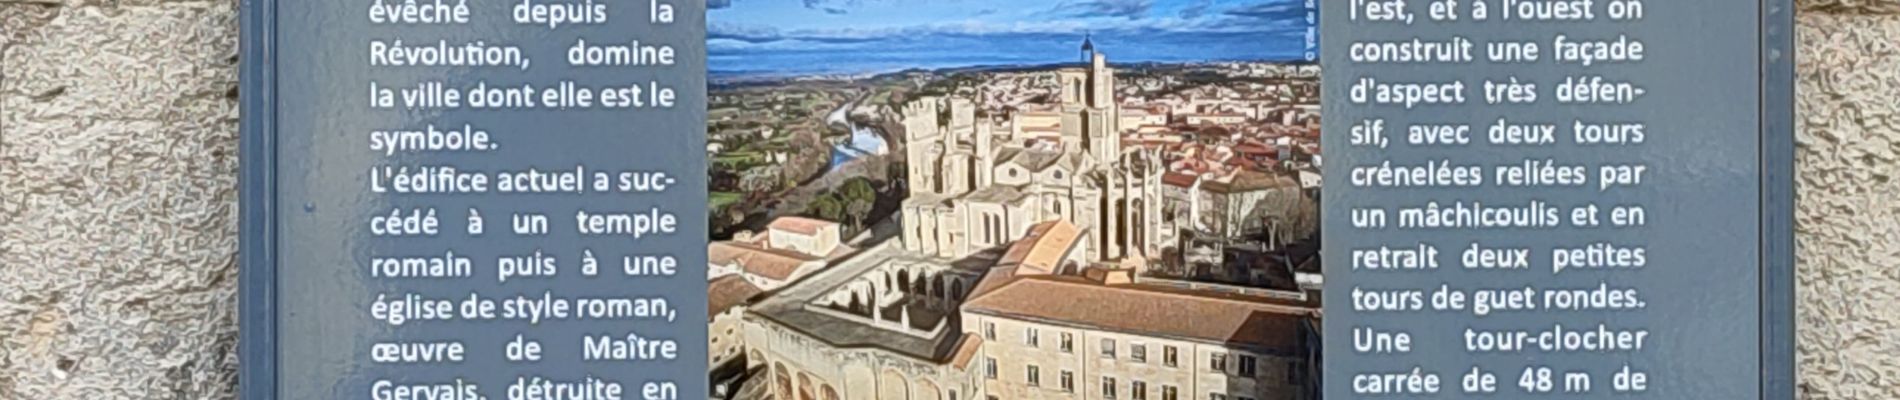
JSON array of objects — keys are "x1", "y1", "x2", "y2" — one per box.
[
  {"x1": 740, "y1": 167, "x2": 781, "y2": 194},
  {"x1": 845, "y1": 198, "x2": 873, "y2": 232},
  {"x1": 839, "y1": 177, "x2": 878, "y2": 231},
  {"x1": 841, "y1": 178, "x2": 876, "y2": 204},
  {"x1": 807, "y1": 194, "x2": 845, "y2": 223}
]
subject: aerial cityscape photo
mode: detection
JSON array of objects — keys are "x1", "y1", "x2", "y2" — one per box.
[{"x1": 701, "y1": 1, "x2": 1323, "y2": 399}]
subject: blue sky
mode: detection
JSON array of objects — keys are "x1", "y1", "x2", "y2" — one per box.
[{"x1": 707, "y1": 0, "x2": 1315, "y2": 76}]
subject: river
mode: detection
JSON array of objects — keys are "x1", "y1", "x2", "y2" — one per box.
[{"x1": 826, "y1": 100, "x2": 888, "y2": 171}]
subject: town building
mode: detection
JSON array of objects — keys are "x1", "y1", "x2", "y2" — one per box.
[
  {"x1": 963, "y1": 275, "x2": 1318, "y2": 400},
  {"x1": 1167, "y1": 170, "x2": 1314, "y2": 246},
  {"x1": 742, "y1": 241, "x2": 990, "y2": 400},
  {"x1": 709, "y1": 216, "x2": 850, "y2": 290},
  {"x1": 711, "y1": 274, "x2": 766, "y2": 370},
  {"x1": 769, "y1": 216, "x2": 846, "y2": 257},
  {"x1": 745, "y1": 221, "x2": 1319, "y2": 400}
]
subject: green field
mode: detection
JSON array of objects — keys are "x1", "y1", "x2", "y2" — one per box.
[
  {"x1": 713, "y1": 151, "x2": 766, "y2": 167},
  {"x1": 710, "y1": 192, "x2": 743, "y2": 209}
]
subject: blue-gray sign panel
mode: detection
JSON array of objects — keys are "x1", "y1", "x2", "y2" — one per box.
[
  {"x1": 1322, "y1": 1, "x2": 1777, "y2": 398},
  {"x1": 247, "y1": 0, "x2": 708, "y2": 398}
]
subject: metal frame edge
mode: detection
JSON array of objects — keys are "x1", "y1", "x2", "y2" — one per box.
[
  {"x1": 1761, "y1": 0, "x2": 1797, "y2": 399},
  {"x1": 238, "y1": 0, "x2": 278, "y2": 398}
]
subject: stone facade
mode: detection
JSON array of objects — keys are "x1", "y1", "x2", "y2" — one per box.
[
  {"x1": 712, "y1": 304, "x2": 749, "y2": 367},
  {"x1": 965, "y1": 313, "x2": 1308, "y2": 400},
  {"x1": 1793, "y1": 4, "x2": 1900, "y2": 399},
  {"x1": 748, "y1": 208, "x2": 1319, "y2": 400},
  {"x1": 901, "y1": 52, "x2": 1167, "y2": 264}
]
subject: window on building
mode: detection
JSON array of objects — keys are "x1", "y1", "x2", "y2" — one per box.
[
  {"x1": 1103, "y1": 377, "x2": 1118, "y2": 399},
  {"x1": 949, "y1": 390, "x2": 959, "y2": 400},
  {"x1": 998, "y1": 215, "x2": 1008, "y2": 244},
  {"x1": 985, "y1": 357, "x2": 997, "y2": 379},
  {"x1": 1163, "y1": 346, "x2": 1178, "y2": 367},
  {"x1": 1060, "y1": 332, "x2": 1074, "y2": 353},
  {"x1": 1026, "y1": 327, "x2": 1039, "y2": 347},
  {"x1": 1061, "y1": 370, "x2": 1075, "y2": 392},
  {"x1": 1131, "y1": 343, "x2": 1147, "y2": 363},
  {"x1": 1027, "y1": 365, "x2": 1041, "y2": 387},
  {"x1": 1208, "y1": 393, "x2": 1227, "y2": 400},
  {"x1": 1162, "y1": 385, "x2": 1178, "y2": 400},
  {"x1": 1101, "y1": 339, "x2": 1117, "y2": 358},
  {"x1": 1238, "y1": 355, "x2": 1257, "y2": 376},
  {"x1": 984, "y1": 322, "x2": 996, "y2": 340},
  {"x1": 1238, "y1": 397, "x2": 1255, "y2": 400},
  {"x1": 1131, "y1": 381, "x2": 1147, "y2": 400},
  {"x1": 1210, "y1": 353, "x2": 1227, "y2": 373},
  {"x1": 979, "y1": 215, "x2": 990, "y2": 244}
]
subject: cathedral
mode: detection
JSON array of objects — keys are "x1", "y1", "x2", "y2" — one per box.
[{"x1": 899, "y1": 39, "x2": 1168, "y2": 265}]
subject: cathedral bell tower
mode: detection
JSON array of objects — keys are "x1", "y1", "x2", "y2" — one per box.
[{"x1": 1054, "y1": 34, "x2": 1121, "y2": 164}]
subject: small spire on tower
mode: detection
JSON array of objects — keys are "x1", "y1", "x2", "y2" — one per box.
[{"x1": 1080, "y1": 32, "x2": 1095, "y2": 63}]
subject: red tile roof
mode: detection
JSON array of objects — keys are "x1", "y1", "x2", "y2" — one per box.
[
  {"x1": 709, "y1": 241, "x2": 824, "y2": 281},
  {"x1": 997, "y1": 221, "x2": 1082, "y2": 275},
  {"x1": 949, "y1": 335, "x2": 986, "y2": 370},
  {"x1": 767, "y1": 216, "x2": 838, "y2": 236},
  {"x1": 962, "y1": 276, "x2": 1317, "y2": 351},
  {"x1": 1162, "y1": 172, "x2": 1200, "y2": 188},
  {"x1": 966, "y1": 266, "x2": 1022, "y2": 302},
  {"x1": 709, "y1": 275, "x2": 765, "y2": 320}
]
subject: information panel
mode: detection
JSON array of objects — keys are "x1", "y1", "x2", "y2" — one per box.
[
  {"x1": 1321, "y1": 0, "x2": 1788, "y2": 398},
  {"x1": 243, "y1": 0, "x2": 708, "y2": 398}
]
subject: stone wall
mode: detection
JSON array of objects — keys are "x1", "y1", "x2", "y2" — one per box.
[
  {"x1": 1795, "y1": 1, "x2": 1900, "y2": 399},
  {"x1": 0, "y1": 0, "x2": 1895, "y2": 398},
  {"x1": 0, "y1": 0, "x2": 238, "y2": 398}
]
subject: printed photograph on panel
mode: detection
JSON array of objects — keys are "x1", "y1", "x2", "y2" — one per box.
[{"x1": 702, "y1": 1, "x2": 1322, "y2": 399}]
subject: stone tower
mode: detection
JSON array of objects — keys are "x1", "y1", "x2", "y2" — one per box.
[
  {"x1": 1057, "y1": 41, "x2": 1120, "y2": 165},
  {"x1": 903, "y1": 99, "x2": 944, "y2": 197}
]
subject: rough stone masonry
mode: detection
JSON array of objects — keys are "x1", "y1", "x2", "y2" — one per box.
[
  {"x1": 2, "y1": 0, "x2": 238, "y2": 398},
  {"x1": 0, "y1": 0, "x2": 1895, "y2": 399}
]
